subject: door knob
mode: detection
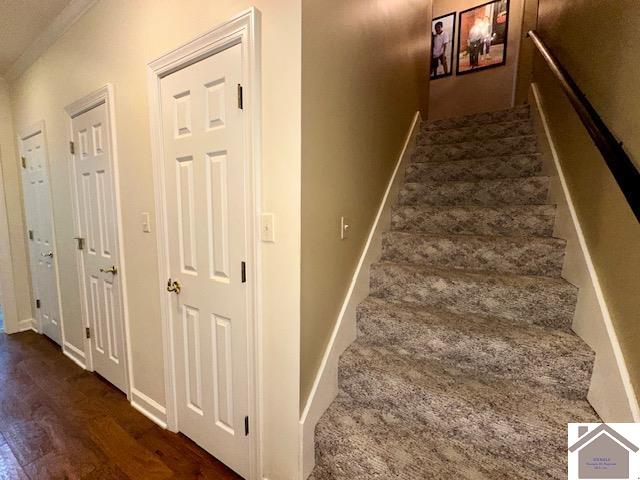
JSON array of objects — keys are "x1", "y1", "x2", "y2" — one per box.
[
  {"x1": 167, "y1": 278, "x2": 181, "y2": 294},
  {"x1": 99, "y1": 265, "x2": 118, "y2": 275},
  {"x1": 40, "y1": 251, "x2": 54, "y2": 258}
]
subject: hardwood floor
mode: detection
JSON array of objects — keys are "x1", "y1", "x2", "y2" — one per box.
[{"x1": 0, "y1": 331, "x2": 242, "y2": 479}]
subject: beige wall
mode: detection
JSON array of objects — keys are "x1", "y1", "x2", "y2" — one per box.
[
  {"x1": 300, "y1": 0, "x2": 430, "y2": 406},
  {"x1": 6, "y1": 1, "x2": 301, "y2": 476},
  {"x1": 0, "y1": 78, "x2": 32, "y2": 332},
  {"x1": 428, "y1": 0, "x2": 524, "y2": 120},
  {"x1": 532, "y1": 0, "x2": 640, "y2": 400}
]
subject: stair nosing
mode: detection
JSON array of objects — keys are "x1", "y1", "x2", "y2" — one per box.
[{"x1": 414, "y1": 133, "x2": 537, "y2": 148}]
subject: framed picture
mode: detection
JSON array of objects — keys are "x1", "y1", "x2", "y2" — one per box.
[
  {"x1": 456, "y1": 0, "x2": 510, "y2": 75},
  {"x1": 430, "y1": 12, "x2": 456, "y2": 79}
]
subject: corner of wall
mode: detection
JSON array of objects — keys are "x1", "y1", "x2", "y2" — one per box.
[
  {"x1": 529, "y1": 82, "x2": 640, "y2": 422},
  {"x1": 298, "y1": 111, "x2": 422, "y2": 479}
]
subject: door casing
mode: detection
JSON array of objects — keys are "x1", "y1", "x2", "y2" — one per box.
[
  {"x1": 64, "y1": 85, "x2": 133, "y2": 398},
  {"x1": 147, "y1": 8, "x2": 262, "y2": 480},
  {"x1": 17, "y1": 121, "x2": 65, "y2": 341}
]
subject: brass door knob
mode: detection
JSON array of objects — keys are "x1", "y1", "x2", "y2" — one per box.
[
  {"x1": 99, "y1": 266, "x2": 118, "y2": 275},
  {"x1": 167, "y1": 279, "x2": 181, "y2": 294}
]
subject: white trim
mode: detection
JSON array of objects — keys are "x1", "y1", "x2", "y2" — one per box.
[
  {"x1": 530, "y1": 83, "x2": 640, "y2": 422},
  {"x1": 18, "y1": 317, "x2": 37, "y2": 332},
  {"x1": 63, "y1": 341, "x2": 87, "y2": 369},
  {"x1": 298, "y1": 111, "x2": 422, "y2": 479},
  {"x1": 17, "y1": 120, "x2": 66, "y2": 347},
  {"x1": 64, "y1": 84, "x2": 133, "y2": 399},
  {"x1": 147, "y1": 8, "x2": 262, "y2": 480},
  {"x1": 5, "y1": 0, "x2": 98, "y2": 81},
  {"x1": 131, "y1": 388, "x2": 168, "y2": 428}
]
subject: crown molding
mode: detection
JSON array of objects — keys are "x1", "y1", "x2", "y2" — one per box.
[{"x1": 5, "y1": 0, "x2": 98, "y2": 82}]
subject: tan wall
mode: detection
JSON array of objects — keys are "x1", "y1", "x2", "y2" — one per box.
[
  {"x1": 428, "y1": 0, "x2": 524, "y2": 120},
  {"x1": 6, "y1": 1, "x2": 301, "y2": 476},
  {"x1": 533, "y1": 0, "x2": 640, "y2": 399},
  {"x1": 0, "y1": 78, "x2": 33, "y2": 332},
  {"x1": 300, "y1": 0, "x2": 430, "y2": 406}
]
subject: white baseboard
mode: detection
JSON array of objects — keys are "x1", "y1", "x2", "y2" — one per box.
[
  {"x1": 530, "y1": 83, "x2": 640, "y2": 422},
  {"x1": 18, "y1": 317, "x2": 37, "y2": 332},
  {"x1": 131, "y1": 387, "x2": 168, "y2": 429},
  {"x1": 63, "y1": 341, "x2": 87, "y2": 369},
  {"x1": 298, "y1": 111, "x2": 422, "y2": 479}
]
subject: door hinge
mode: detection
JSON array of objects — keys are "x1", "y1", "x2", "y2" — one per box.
[
  {"x1": 86, "y1": 327, "x2": 91, "y2": 339},
  {"x1": 244, "y1": 416, "x2": 249, "y2": 436},
  {"x1": 74, "y1": 237, "x2": 84, "y2": 250},
  {"x1": 69, "y1": 141, "x2": 75, "y2": 155},
  {"x1": 241, "y1": 261, "x2": 246, "y2": 283},
  {"x1": 28, "y1": 230, "x2": 34, "y2": 240},
  {"x1": 237, "y1": 84, "x2": 243, "y2": 110},
  {"x1": 21, "y1": 156, "x2": 26, "y2": 168},
  {"x1": 36, "y1": 299, "x2": 41, "y2": 309}
]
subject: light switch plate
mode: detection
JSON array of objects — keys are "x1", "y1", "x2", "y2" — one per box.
[
  {"x1": 340, "y1": 216, "x2": 350, "y2": 240},
  {"x1": 261, "y1": 213, "x2": 275, "y2": 242},
  {"x1": 141, "y1": 212, "x2": 151, "y2": 233}
]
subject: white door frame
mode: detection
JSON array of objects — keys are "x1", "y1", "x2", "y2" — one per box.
[
  {"x1": 64, "y1": 85, "x2": 133, "y2": 398},
  {"x1": 147, "y1": 8, "x2": 262, "y2": 479},
  {"x1": 16, "y1": 120, "x2": 65, "y2": 340}
]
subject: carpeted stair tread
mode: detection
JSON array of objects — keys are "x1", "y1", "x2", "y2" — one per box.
[
  {"x1": 381, "y1": 231, "x2": 565, "y2": 276},
  {"x1": 418, "y1": 119, "x2": 534, "y2": 145},
  {"x1": 370, "y1": 262, "x2": 577, "y2": 329},
  {"x1": 399, "y1": 176, "x2": 550, "y2": 206},
  {"x1": 391, "y1": 204, "x2": 557, "y2": 236},
  {"x1": 413, "y1": 135, "x2": 537, "y2": 162},
  {"x1": 314, "y1": 396, "x2": 573, "y2": 480},
  {"x1": 313, "y1": 343, "x2": 597, "y2": 479},
  {"x1": 356, "y1": 297, "x2": 593, "y2": 398},
  {"x1": 405, "y1": 153, "x2": 542, "y2": 182},
  {"x1": 425, "y1": 105, "x2": 530, "y2": 131}
]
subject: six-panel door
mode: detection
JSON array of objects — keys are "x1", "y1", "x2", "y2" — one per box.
[
  {"x1": 20, "y1": 131, "x2": 62, "y2": 344},
  {"x1": 160, "y1": 43, "x2": 250, "y2": 478},
  {"x1": 71, "y1": 103, "x2": 127, "y2": 393}
]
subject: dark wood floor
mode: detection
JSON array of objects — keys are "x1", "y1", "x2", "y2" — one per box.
[{"x1": 0, "y1": 330, "x2": 241, "y2": 479}]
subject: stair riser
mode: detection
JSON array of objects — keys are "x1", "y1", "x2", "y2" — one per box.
[
  {"x1": 414, "y1": 136, "x2": 538, "y2": 163},
  {"x1": 370, "y1": 265, "x2": 577, "y2": 328},
  {"x1": 418, "y1": 120, "x2": 534, "y2": 146},
  {"x1": 355, "y1": 304, "x2": 592, "y2": 399},
  {"x1": 381, "y1": 233, "x2": 565, "y2": 277},
  {"x1": 426, "y1": 106, "x2": 530, "y2": 131},
  {"x1": 405, "y1": 154, "x2": 543, "y2": 182},
  {"x1": 391, "y1": 206, "x2": 556, "y2": 236},
  {"x1": 398, "y1": 177, "x2": 550, "y2": 206}
]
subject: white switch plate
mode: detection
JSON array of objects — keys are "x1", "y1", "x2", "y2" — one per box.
[
  {"x1": 340, "y1": 216, "x2": 350, "y2": 240},
  {"x1": 261, "y1": 213, "x2": 275, "y2": 242},
  {"x1": 141, "y1": 212, "x2": 151, "y2": 233}
]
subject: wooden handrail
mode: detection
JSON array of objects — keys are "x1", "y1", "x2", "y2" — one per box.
[{"x1": 528, "y1": 30, "x2": 640, "y2": 222}]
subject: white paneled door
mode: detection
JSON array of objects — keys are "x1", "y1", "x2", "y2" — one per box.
[
  {"x1": 19, "y1": 129, "x2": 61, "y2": 344},
  {"x1": 160, "y1": 43, "x2": 249, "y2": 477},
  {"x1": 71, "y1": 102, "x2": 127, "y2": 393}
]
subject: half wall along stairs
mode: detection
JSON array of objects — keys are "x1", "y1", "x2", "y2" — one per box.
[{"x1": 311, "y1": 105, "x2": 600, "y2": 479}]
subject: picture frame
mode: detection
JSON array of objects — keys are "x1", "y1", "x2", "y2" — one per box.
[
  {"x1": 456, "y1": 0, "x2": 510, "y2": 75},
  {"x1": 430, "y1": 12, "x2": 456, "y2": 80}
]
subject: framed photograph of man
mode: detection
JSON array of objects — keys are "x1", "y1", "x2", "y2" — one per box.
[
  {"x1": 430, "y1": 12, "x2": 456, "y2": 79},
  {"x1": 456, "y1": 0, "x2": 510, "y2": 75}
]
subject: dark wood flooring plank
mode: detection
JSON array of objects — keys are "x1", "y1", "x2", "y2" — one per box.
[
  {"x1": 0, "y1": 442, "x2": 29, "y2": 479},
  {"x1": 88, "y1": 416, "x2": 173, "y2": 480},
  {"x1": 1, "y1": 331, "x2": 242, "y2": 479}
]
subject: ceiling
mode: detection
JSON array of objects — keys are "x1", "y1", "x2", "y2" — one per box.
[{"x1": 0, "y1": 0, "x2": 72, "y2": 75}]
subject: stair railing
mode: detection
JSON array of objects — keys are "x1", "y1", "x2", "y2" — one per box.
[{"x1": 527, "y1": 30, "x2": 640, "y2": 222}]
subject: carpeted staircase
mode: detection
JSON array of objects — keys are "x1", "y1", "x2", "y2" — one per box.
[{"x1": 311, "y1": 105, "x2": 599, "y2": 480}]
